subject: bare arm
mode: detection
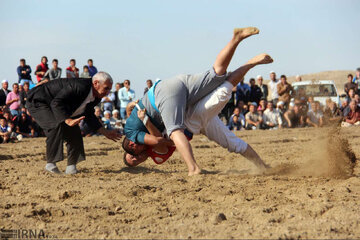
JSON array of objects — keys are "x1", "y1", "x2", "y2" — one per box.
[{"x1": 170, "y1": 129, "x2": 200, "y2": 176}]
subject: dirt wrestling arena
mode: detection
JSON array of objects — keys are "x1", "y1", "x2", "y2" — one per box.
[{"x1": 1, "y1": 126, "x2": 359, "y2": 239}]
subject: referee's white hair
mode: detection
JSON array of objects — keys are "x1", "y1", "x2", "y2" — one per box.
[{"x1": 92, "y1": 71, "x2": 113, "y2": 84}]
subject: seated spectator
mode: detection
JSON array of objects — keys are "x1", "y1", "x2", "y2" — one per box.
[
  {"x1": 87, "y1": 59, "x2": 98, "y2": 77},
  {"x1": 101, "y1": 91, "x2": 115, "y2": 112},
  {"x1": 66, "y1": 59, "x2": 79, "y2": 78},
  {"x1": 228, "y1": 107, "x2": 245, "y2": 131},
  {"x1": 17, "y1": 58, "x2": 33, "y2": 85},
  {"x1": 237, "y1": 100, "x2": 248, "y2": 116},
  {"x1": 346, "y1": 88, "x2": 356, "y2": 104},
  {"x1": 340, "y1": 100, "x2": 350, "y2": 117},
  {"x1": 277, "y1": 74, "x2": 294, "y2": 109},
  {"x1": 249, "y1": 78, "x2": 262, "y2": 104},
  {"x1": 324, "y1": 101, "x2": 342, "y2": 125},
  {"x1": 344, "y1": 74, "x2": 357, "y2": 96},
  {"x1": 112, "y1": 109, "x2": 123, "y2": 131},
  {"x1": 44, "y1": 59, "x2": 62, "y2": 80},
  {"x1": 306, "y1": 101, "x2": 324, "y2": 127},
  {"x1": 6, "y1": 83, "x2": 21, "y2": 116},
  {"x1": 16, "y1": 111, "x2": 35, "y2": 137},
  {"x1": 80, "y1": 65, "x2": 91, "y2": 78},
  {"x1": 35, "y1": 56, "x2": 49, "y2": 83},
  {"x1": 102, "y1": 110, "x2": 115, "y2": 129},
  {"x1": 20, "y1": 82, "x2": 30, "y2": 108},
  {"x1": 257, "y1": 98, "x2": 267, "y2": 114},
  {"x1": 263, "y1": 102, "x2": 282, "y2": 129},
  {"x1": 94, "y1": 106, "x2": 103, "y2": 120},
  {"x1": 307, "y1": 96, "x2": 314, "y2": 111},
  {"x1": 0, "y1": 117, "x2": 11, "y2": 143},
  {"x1": 245, "y1": 102, "x2": 263, "y2": 130},
  {"x1": 284, "y1": 105, "x2": 305, "y2": 128},
  {"x1": 144, "y1": 79, "x2": 153, "y2": 95},
  {"x1": 341, "y1": 100, "x2": 360, "y2": 127}
]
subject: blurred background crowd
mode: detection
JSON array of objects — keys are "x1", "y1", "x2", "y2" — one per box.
[{"x1": 1, "y1": 57, "x2": 359, "y2": 144}]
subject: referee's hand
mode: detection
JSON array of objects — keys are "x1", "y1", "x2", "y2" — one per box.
[{"x1": 65, "y1": 116, "x2": 85, "y2": 127}]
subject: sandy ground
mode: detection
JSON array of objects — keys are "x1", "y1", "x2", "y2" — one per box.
[{"x1": 1, "y1": 126, "x2": 360, "y2": 239}]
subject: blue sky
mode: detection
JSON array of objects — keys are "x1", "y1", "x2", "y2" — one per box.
[{"x1": 0, "y1": 0, "x2": 359, "y2": 98}]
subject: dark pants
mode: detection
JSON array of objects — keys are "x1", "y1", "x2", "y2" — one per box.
[{"x1": 27, "y1": 101, "x2": 85, "y2": 165}]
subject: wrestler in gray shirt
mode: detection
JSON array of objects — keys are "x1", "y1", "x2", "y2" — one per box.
[{"x1": 142, "y1": 68, "x2": 228, "y2": 136}]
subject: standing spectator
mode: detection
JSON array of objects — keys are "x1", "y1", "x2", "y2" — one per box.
[
  {"x1": 0, "y1": 79, "x2": 9, "y2": 107},
  {"x1": 344, "y1": 74, "x2": 357, "y2": 96},
  {"x1": 44, "y1": 59, "x2": 62, "y2": 80},
  {"x1": 80, "y1": 66, "x2": 91, "y2": 78},
  {"x1": 6, "y1": 83, "x2": 21, "y2": 116},
  {"x1": 236, "y1": 77, "x2": 250, "y2": 105},
  {"x1": 277, "y1": 74, "x2": 294, "y2": 109},
  {"x1": 87, "y1": 59, "x2": 98, "y2": 77},
  {"x1": 268, "y1": 71, "x2": 279, "y2": 105},
  {"x1": 263, "y1": 101, "x2": 282, "y2": 129},
  {"x1": 284, "y1": 105, "x2": 304, "y2": 128},
  {"x1": 20, "y1": 82, "x2": 30, "y2": 108},
  {"x1": 257, "y1": 75, "x2": 268, "y2": 101},
  {"x1": 17, "y1": 58, "x2": 32, "y2": 85},
  {"x1": 113, "y1": 82, "x2": 122, "y2": 111},
  {"x1": 118, "y1": 79, "x2": 135, "y2": 119},
  {"x1": 249, "y1": 78, "x2": 262, "y2": 104},
  {"x1": 245, "y1": 102, "x2": 263, "y2": 130},
  {"x1": 35, "y1": 56, "x2": 49, "y2": 83},
  {"x1": 306, "y1": 101, "x2": 324, "y2": 127},
  {"x1": 227, "y1": 107, "x2": 245, "y2": 130},
  {"x1": 101, "y1": 91, "x2": 115, "y2": 112},
  {"x1": 295, "y1": 75, "x2": 302, "y2": 82},
  {"x1": 341, "y1": 100, "x2": 360, "y2": 127},
  {"x1": 352, "y1": 67, "x2": 360, "y2": 94},
  {"x1": 66, "y1": 59, "x2": 79, "y2": 78},
  {"x1": 144, "y1": 79, "x2": 153, "y2": 95}
]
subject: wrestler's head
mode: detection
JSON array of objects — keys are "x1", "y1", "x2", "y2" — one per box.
[
  {"x1": 123, "y1": 152, "x2": 149, "y2": 167},
  {"x1": 122, "y1": 137, "x2": 148, "y2": 156}
]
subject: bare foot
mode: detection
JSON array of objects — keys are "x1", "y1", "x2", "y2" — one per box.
[
  {"x1": 247, "y1": 53, "x2": 274, "y2": 65},
  {"x1": 233, "y1": 27, "x2": 259, "y2": 42},
  {"x1": 188, "y1": 167, "x2": 202, "y2": 176}
]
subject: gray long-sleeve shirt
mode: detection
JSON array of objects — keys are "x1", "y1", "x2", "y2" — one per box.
[{"x1": 44, "y1": 68, "x2": 62, "y2": 80}]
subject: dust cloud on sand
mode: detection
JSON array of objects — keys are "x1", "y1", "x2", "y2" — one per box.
[
  {"x1": 1, "y1": 127, "x2": 360, "y2": 239},
  {"x1": 265, "y1": 126, "x2": 356, "y2": 178}
]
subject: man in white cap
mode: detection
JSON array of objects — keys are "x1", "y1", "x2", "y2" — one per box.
[
  {"x1": 268, "y1": 71, "x2": 279, "y2": 105},
  {"x1": 0, "y1": 80, "x2": 9, "y2": 107},
  {"x1": 256, "y1": 75, "x2": 268, "y2": 101},
  {"x1": 295, "y1": 75, "x2": 302, "y2": 82}
]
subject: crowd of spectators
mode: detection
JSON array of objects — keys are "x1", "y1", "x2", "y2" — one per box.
[
  {"x1": 225, "y1": 68, "x2": 360, "y2": 131},
  {"x1": 1, "y1": 57, "x2": 148, "y2": 143},
  {"x1": 1, "y1": 57, "x2": 359, "y2": 144}
]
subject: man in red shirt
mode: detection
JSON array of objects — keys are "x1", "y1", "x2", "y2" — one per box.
[
  {"x1": 342, "y1": 100, "x2": 360, "y2": 127},
  {"x1": 35, "y1": 56, "x2": 49, "y2": 82}
]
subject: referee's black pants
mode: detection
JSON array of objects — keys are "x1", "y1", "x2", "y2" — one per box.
[{"x1": 27, "y1": 101, "x2": 85, "y2": 165}]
